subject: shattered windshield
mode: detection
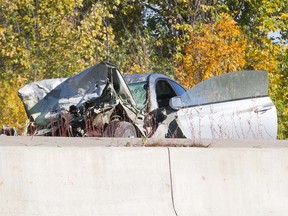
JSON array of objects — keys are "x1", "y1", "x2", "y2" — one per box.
[
  {"x1": 181, "y1": 70, "x2": 268, "y2": 107},
  {"x1": 128, "y1": 82, "x2": 147, "y2": 110}
]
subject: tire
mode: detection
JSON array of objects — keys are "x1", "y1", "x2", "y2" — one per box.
[{"x1": 104, "y1": 121, "x2": 137, "y2": 138}]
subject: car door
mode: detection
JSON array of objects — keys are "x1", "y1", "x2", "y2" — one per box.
[
  {"x1": 145, "y1": 76, "x2": 186, "y2": 137},
  {"x1": 171, "y1": 70, "x2": 277, "y2": 140}
]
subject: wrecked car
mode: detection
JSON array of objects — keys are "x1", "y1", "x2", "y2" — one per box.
[
  {"x1": 18, "y1": 62, "x2": 277, "y2": 139},
  {"x1": 18, "y1": 62, "x2": 184, "y2": 138}
]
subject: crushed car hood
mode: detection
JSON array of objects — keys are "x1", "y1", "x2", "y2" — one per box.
[{"x1": 18, "y1": 62, "x2": 137, "y2": 126}]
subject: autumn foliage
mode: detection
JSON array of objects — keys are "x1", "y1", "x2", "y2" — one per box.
[
  {"x1": 0, "y1": 0, "x2": 287, "y2": 138},
  {"x1": 176, "y1": 13, "x2": 247, "y2": 88}
]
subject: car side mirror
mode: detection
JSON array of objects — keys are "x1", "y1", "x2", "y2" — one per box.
[{"x1": 169, "y1": 96, "x2": 182, "y2": 110}]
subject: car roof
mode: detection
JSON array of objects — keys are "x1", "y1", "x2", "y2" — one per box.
[{"x1": 123, "y1": 73, "x2": 171, "y2": 84}]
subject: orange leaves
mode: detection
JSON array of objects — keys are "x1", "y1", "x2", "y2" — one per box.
[{"x1": 176, "y1": 13, "x2": 247, "y2": 88}]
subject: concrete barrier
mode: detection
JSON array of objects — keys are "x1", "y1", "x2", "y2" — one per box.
[
  {"x1": 0, "y1": 146, "x2": 175, "y2": 216},
  {"x1": 0, "y1": 137, "x2": 288, "y2": 216},
  {"x1": 170, "y1": 147, "x2": 288, "y2": 216}
]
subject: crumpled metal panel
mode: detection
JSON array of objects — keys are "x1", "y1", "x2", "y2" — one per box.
[
  {"x1": 18, "y1": 78, "x2": 67, "y2": 116},
  {"x1": 18, "y1": 63, "x2": 109, "y2": 126}
]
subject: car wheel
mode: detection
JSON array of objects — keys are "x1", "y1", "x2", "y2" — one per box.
[{"x1": 104, "y1": 121, "x2": 137, "y2": 138}]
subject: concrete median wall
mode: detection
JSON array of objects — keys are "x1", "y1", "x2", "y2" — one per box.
[
  {"x1": 170, "y1": 148, "x2": 288, "y2": 216},
  {"x1": 0, "y1": 137, "x2": 288, "y2": 216},
  {"x1": 0, "y1": 146, "x2": 176, "y2": 216}
]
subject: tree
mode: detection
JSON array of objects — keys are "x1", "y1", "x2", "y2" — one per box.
[
  {"x1": 175, "y1": 13, "x2": 247, "y2": 88},
  {"x1": 0, "y1": 0, "x2": 115, "y2": 132},
  {"x1": 0, "y1": 0, "x2": 287, "y2": 138},
  {"x1": 270, "y1": 47, "x2": 288, "y2": 139}
]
